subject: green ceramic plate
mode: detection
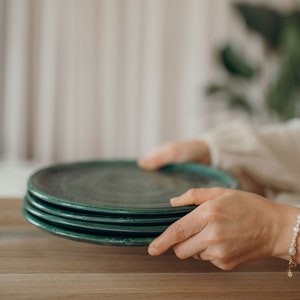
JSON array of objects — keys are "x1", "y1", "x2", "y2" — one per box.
[
  {"x1": 23, "y1": 208, "x2": 155, "y2": 246},
  {"x1": 26, "y1": 192, "x2": 183, "y2": 225},
  {"x1": 28, "y1": 160, "x2": 239, "y2": 216},
  {"x1": 23, "y1": 198, "x2": 168, "y2": 237}
]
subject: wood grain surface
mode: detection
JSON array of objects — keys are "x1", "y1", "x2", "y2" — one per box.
[{"x1": 1, "y1": 199, "x2": 299, "y2": 299}]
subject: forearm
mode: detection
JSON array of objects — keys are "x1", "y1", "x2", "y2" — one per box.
[{"x1": 202, "y1": 120, "x2": 300, "y2": 198}]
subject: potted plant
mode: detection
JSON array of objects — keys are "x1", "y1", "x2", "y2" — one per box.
[{"x1": 206, "y1": 2, "x2": 300, "y2": 121}]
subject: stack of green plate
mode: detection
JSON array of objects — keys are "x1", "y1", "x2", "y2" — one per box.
[{"x1": 23, "y1": 160, "x2": 239, "y2": 246}]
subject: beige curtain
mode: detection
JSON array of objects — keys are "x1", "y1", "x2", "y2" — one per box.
[{"x1": 0, "y1": 0, "x2": 295, "y2": 165}]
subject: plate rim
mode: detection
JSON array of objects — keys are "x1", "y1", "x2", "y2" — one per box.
[
  {"x1": 23, "y1": 208, "x2": 155, "y2": 246},
  {"x1": 23, "y1": 197, "x2": 169, "y2": 236},
  {"x1": 26, "y1": 192, "x2": 183, "y2": 225},
  {"x1": 27, "y1": 160, "x2": 239, "y2": 215}
]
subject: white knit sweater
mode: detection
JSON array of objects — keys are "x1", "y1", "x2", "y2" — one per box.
[{"x1": 203, "y1": 119, "x2": 300, "y2": 206}]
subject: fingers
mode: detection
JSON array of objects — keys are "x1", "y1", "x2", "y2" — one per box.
[
  {"x1": 138, "y1": 140, "x2": 210, "y2": 171},
  {"x1": 138, "y1": 142, "x2": 177, "y2": 171},
  {"x1": 171, "y1": 187, "x2": 230, "y2": 207},
  {"x1": 148, "y1": 187, "x2": 233, "y2": 257},
  {"x1": 173, "y1": 230, "x2": 209, "y2": 259},
  {"x1": 148, "y1": 207, "x2": 208, "y2": 256},
  {"x1": 147, "y1": 187, "x2": 276, "y2": 271},
  {"x1": 148, "y1": 188, "x2": 230, "y2": 256}
]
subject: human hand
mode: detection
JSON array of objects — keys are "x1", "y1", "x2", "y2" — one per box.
[
  {"x1": 138, "y1": 140, "x2": 211, "y2": 171},
  {"x1": 148, "y1": 187, "x2": 298, "y2": 270}
]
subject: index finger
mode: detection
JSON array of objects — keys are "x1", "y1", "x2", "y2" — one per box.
[{"x1": 148, "y1": 206, "x2": 208, "y2": 256}]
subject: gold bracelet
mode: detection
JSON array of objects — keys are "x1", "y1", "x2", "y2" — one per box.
[{"x1": 287, "y1": 213, "x2": 300, "y2": 277}]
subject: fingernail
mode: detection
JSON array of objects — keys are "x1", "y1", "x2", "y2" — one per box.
[{"x1": 148, "y1": 246, "x2": 158, "y2": 256}]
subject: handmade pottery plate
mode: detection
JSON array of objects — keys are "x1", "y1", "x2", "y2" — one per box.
[
  {"x1": 23, "y1": 197, "x2": 168, "y2": 237},
  {"x1": 23, "y1": 208, "x2": 155, "y2": 246},
  {"x1": 26, "y1": 192, "x2": 183, "y2": 225},
  {"x1": 28, "y1": 160, "x2": 239, "y2": 215}
]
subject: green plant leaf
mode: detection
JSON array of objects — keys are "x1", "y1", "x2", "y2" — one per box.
[
  {"x1": 266, "y1": 15, "x2": 300, "y2": 120},
  {"x1": 220, "y1": 45, "x2": 258, "y2": 79},
  {"x1": 205, "y1": 83, "x2": 254, "y2": 114},
  {"x1": 234, "y1": 3, "x2": 284, "y2": 49},
  {"x1": 228, "y1": 95, "x2": 253, "y2": 114},
  {"x1": 205, "y1": 84, "x2": 227, "y2": 95}
]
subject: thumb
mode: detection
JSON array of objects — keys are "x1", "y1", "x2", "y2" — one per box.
[
  {"x1": 139, "y1": 140, "x2": 210, "y2": 171},
  {"x1": 138, "y1": 142, "x2": 183, "y2": 171},
  {"x1": 170, "y1": 187, "x2": 230, "y2": 206}
]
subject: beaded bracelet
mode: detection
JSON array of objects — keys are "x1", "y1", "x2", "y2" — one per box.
[{"x1": 287, "y1": 213, "x2": 300, "y2": 277}]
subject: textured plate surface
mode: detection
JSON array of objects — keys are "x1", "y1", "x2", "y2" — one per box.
[
  {"x1": 23, "y1": 209, "x2": 155, "y2": 246},
  {"x1": 26, "y1": 192, "x2": 182, "y2": 225},
  {"x1": 28, "y1": 160, "x2": 239, "y2": 215},
  {"x1": 23, "y1": 198, "x2": 168, "y2": 237}
]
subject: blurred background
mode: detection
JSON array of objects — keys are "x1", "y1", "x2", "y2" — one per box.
[{"x1": 0, "y1": 0, "x2": 300, "y2": 197}]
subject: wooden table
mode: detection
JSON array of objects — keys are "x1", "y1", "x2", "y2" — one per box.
[{"x1": 1, "y1": 199, "x2": 300, "y2": 299}]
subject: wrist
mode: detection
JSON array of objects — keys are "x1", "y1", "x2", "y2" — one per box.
[
  {"x1": 196, "y1": 140, "x2": 211, "y2": 165},
  {"x1": 271, "y1": 203, "x2": 300, "y2": 263}
]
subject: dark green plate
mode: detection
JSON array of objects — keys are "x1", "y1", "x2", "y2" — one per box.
[
  {"x1": 23, "y1": 209, "x2": 155, "y2": 246},
  {"x1": 26, "y1": 192, "x2": 183, "y2": 225},
  {"x1": 28, "y1": 160, "x2": 239, "y2": 216},
  {"x1": 23, "y1": 198, "x2": 168, "y2": 237}
]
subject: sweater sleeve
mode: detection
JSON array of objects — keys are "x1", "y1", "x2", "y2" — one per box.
[{"x1": 202, "y1": 119, "x2": 300, "y2": 206}]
